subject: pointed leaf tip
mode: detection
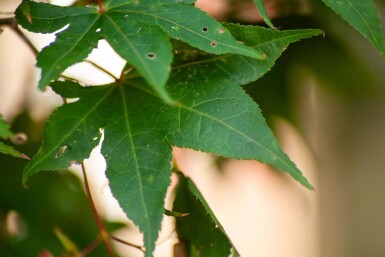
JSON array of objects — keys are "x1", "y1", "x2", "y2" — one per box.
[
  {"x1": 321, "y1": 0, "x2": 385, "y2": 60},
  {"x1": 173, "y1": 174, "x2": 239, "y2": 256},
  {"x1": 252, "y1": 0, "x2": 276, "y2": 29}
]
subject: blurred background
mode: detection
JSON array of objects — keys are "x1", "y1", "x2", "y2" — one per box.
[{"x1": 1, "y1": 0, "x2": 385, "y2": 256}]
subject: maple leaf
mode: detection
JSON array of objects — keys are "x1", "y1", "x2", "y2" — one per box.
[
  {"x1": 18, "y1": 13, "x2": 321, "y2": 256},
  {"x1": 173, "y1": 173, "x2": 240, "y2": 257},
  {"x1": 16, "y1": 0, "x2": 264, "y2": 104},
  {"x1": 321, "y1": 0, "x2": 385, "y2": 59}
]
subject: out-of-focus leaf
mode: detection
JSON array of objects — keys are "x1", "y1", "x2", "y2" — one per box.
[
  {"x1": 321, "y1": 0, "x2": 385, "y2": 59},
  {"x1": 0, "y1": 115, "x2": 14, "y2": 139},
  {"x1": 173, "y1": 173, "x2": 239, "y2": 257},
  {"x1": 252, "y1": 0, "x2": 275, "y2": 28},
  {"x1": 0, "y1": 142, "x2": 29, "y2": 159},
  {"x1": 0, "y1": 116, "x2": 29, "y2": 159}
]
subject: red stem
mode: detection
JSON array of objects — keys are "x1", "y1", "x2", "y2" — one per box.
[
  {"x1": 81, "y1": 162, "x2": 115, "y2": 257},
  {"x1": 0, "y1": 17, "x2": 38, "y2": 56},
  {"x1": 110, "y1": 235, "x2": 145, "y2": 253},
  {"x1": 80, "y1": 236, "x2": 102, "y2": 256},
  {"x1": 96, "y1": 0, "x2": 104, "y2": 13}
]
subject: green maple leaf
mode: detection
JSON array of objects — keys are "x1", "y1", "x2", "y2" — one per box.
[
  {"x1": 0, "y1": 141, "x2": 28, "y2": 159},
  {"x1": 173, "y1": 172, "x2": 239, "y2": 257},
  {"x1": 321, "y1": 0, "x2": 385, "y2": 59},
  {"x1": 21, "y1": 23, "x2": 320, "y2": 256},
  {"x1": 15, "y1": 0, "x2": 264, "y2": 103}
]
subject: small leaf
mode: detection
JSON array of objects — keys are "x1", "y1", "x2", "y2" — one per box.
[
  {"x1": 0, "y1": 116, "x2": 29, "y2": 159},
  {"x1": 54, "y1": 227, "x2": 79, "y2": 254},
  {"x1": 0, "y1": 141, "x2": 29, "y2": 159},
  {"x1": 252, "y1": 0, "x2": 275, "y2": 29},
  {"x1": 321, "y1": 0, "x2": 385, "y2": 59},
  {"x1": 173, "y1": 173, "x2": 239, "y2": 257},
  {"x1": 0, "y1": 115, "x2": 14, "y2": 139}
]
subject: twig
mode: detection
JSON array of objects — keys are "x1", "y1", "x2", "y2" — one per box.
[
  {"x1": 110, "y1": 235, "x2": 145, "y2": 253},
  {"x1": 96, "y1": 0, "x2": 105, "y2": 13},
  {"x1": 120, "y1": 66, "x2": 134, "y2": 80},
  {"x1": 0, "y1": 11, "x2": 14, "y2": 16},
  {"x1": 81, "y1": 162, "x2": 116, "y2": 257},
  {"x1": 84, "y1": 59, "x2": 118, "y2": 81},
  {"x1": 0, "y1": 17, "x2": 14, "y2": 26},
  {"x1": 0, "y1": 17, "x2": 38, "y2": 56},
  {"x1": 80, "y1": 236, "x2": 102, "y2": 256}
]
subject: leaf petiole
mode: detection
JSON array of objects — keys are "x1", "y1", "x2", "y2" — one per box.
[{"x1": 81, "y1": 162, "x2": 115, "y2": 257}]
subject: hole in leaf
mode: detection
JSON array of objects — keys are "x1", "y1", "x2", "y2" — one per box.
[
  {"x1": 146, "y1": 53, "x2": 156, "y2": 59},
  {"x1": 217, "y1": 28, "x2": 225, "y2": 34},
  {"x1": 210, "y1": 41, "x2": 217, "y2": 47},
  {"x1": 201, "y1": 27, "x2": 208, "y2": 32}
]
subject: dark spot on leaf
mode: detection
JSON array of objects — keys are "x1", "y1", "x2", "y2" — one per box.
[
  {"x1": 146, "y1": 53, "x2": 156, "y2": 59},
  {"x1": 201, "y1": 27, "x2": 208, "y2": 32},
  {"x1": 210, "y1": 41, "x2": 217, "y2": 47}
]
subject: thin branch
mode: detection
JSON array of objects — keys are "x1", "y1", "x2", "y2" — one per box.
[
  {"x1": 81, "y1": 162, "x2": 116, "y2": 257},
  {"x1": 0, "y1": 12, "x2": 14, "y2": 16},
  {"x1": 80, "y1": 236, "x2": 102, "y2": 256},
  {"x1": 84, "y1": 60, "x2": 118, "y2": 81},
  {"x1": 110, "y1": 235, "x2": 145, "y2": 253},
  {"x1": 0, "y1": 17, "x2": 14, "y2": 26},
  {"x1": 96, "y1": 0, "x2": 105, "y2": 13},
  {"x1": 0, "y1": 17, "x2": 38, "y2": 56},
  {"x1": 120, "y1": 66, "x2": 134, "y2": 80}
]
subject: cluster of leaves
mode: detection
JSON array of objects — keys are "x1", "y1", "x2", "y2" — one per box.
[{"x1": 2, "y1": 0, "x2": 383, "y2": 256}]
